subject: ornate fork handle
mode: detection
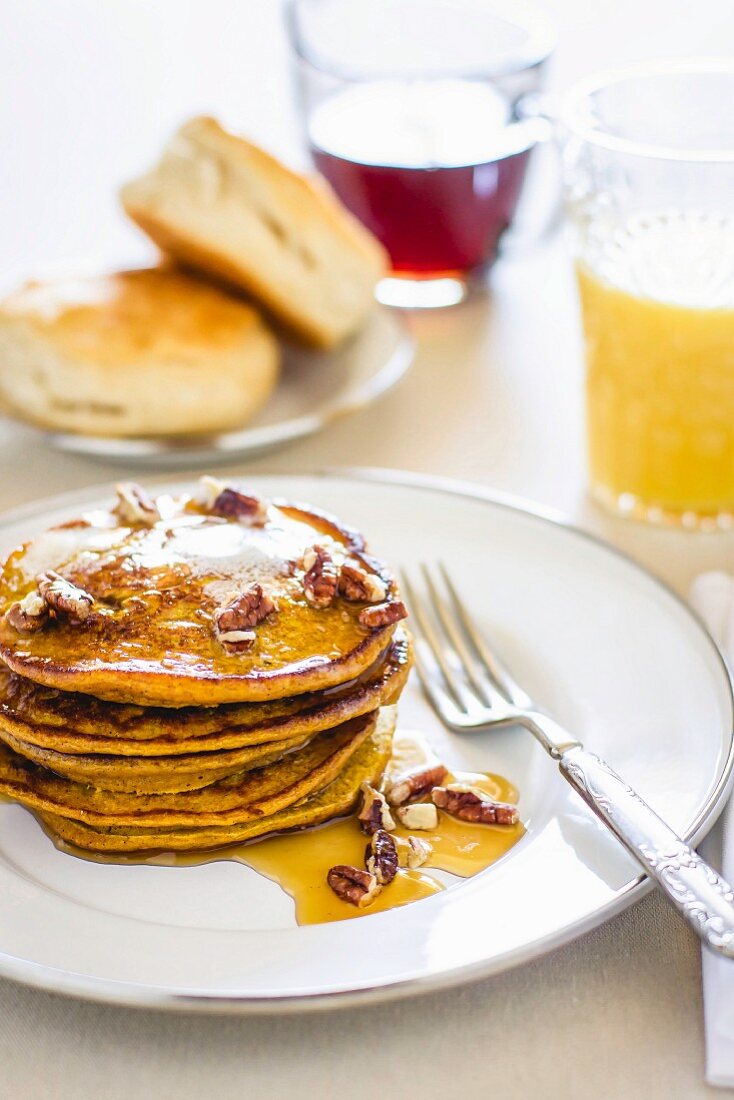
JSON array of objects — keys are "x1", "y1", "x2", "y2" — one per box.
[{"x1": 559, "y1": 745, "x2": 734, "y2": 957}]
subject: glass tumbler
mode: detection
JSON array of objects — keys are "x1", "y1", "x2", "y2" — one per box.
[
  {"x1": 286, "y1": 0, "x2": 555, "y2": 308},
  {"x1": 563, "y1": 60, "x2": 734, "y2": 529}
]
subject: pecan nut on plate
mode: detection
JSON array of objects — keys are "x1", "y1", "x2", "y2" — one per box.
[
  {"x1": 385, "y1": 763, "x2": 448, "y2": 807},
  {"x1": 327, "y1": 864, "x2": 382, "y2": 908},
  {"x1": 365, "y1": 828, "x2": 399, "y2": 886},
  {"x1": 357, "y1": 783, "x2": 396, "y2": 835},
  {"x1": 432, "y1": 784, "x2": 519, "y2": 826}
]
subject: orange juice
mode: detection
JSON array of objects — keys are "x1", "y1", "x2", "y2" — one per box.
[{"x1": 577, "y1": 212, "x2": 734, "y2": 523}]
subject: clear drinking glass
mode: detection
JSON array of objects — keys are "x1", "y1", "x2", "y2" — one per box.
[
  {"x1": 286, "y1": 0, "x2": 555, "y2": 308},
  {"x1": 563, "y1": 60, "x2": 734, "y2": 529}
]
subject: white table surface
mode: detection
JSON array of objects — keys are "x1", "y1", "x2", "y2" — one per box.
[{"x1": 1, "y1": 2, "x2": 734, "y2": 1097}]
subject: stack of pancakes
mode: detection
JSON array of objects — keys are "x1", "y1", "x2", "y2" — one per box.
[{"x1": 0, "y1": 479, "x2": 409, "y2": 853}]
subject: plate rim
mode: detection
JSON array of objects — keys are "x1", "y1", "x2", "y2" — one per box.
[{"x1": 0, "y1": 465, "x2": 731, "y2": 1013}]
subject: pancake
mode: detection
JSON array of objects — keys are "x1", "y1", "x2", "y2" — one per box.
[
  {"x1": 0, "y1": 482, "x2": 407, "y2": 705},
  {"x1": 0, "y1": 711, "x2": 376, "y2": 828},
  {"x1": 0, "y1": 628, "x2": 410, "y2": 756},
  {"x1": 38, "y1": 708, "x2": 394, "y2": 852},
  {"x1": 0, "y1": 724, "x2": 307, "y2": 793}
]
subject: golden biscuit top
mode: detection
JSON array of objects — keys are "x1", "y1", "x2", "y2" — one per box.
[
  {"x1": 0, "y1": 481, "x2": 404, "y2": 705},
  {"x1": 0, "y1": 267, "x2": 266, "y2": 367}
]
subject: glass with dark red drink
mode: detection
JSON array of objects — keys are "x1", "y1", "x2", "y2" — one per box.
[{"x1": 287, "y1": 0, "x2": 555, "y2": 308}]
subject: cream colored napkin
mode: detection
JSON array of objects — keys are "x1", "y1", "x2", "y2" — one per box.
[{"x1": 690, "y1": 572, "x2": 734, "y2": 1089}]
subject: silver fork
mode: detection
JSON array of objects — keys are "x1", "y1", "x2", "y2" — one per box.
[{"x1": 401, "y1": 562, "x2": 734, "y2": 958}]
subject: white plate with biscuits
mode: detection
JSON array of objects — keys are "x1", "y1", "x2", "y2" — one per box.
[
  {"x1": 43, "y1": 300, "x2": 412, "y2": 467},
  {"x1": 0, "y1": 470, "x2": 730, "y2": 1012},
  {"x1": 0, "y1": 118, "x2": 413, "y2": 465}
]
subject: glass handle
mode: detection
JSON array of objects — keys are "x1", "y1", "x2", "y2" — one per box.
[{"x1": 500, "y1": 93, "x2": 564, "y2": 254}]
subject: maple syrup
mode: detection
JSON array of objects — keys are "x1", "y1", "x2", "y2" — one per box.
[
  {"x1": 41, "y1": 734, "x2": 524, "y2": 926},
  {"x1": 238, "y1": 762, "x2": 521, "y2": 924}
]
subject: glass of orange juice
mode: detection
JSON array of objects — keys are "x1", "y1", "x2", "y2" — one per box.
[{"x1": 563, "y1": 60, "x2": 734, "y2": 529}]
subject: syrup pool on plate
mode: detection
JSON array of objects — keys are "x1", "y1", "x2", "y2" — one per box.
[
  {"x1": 308, "y1": 79, "x2": 534, "y2": 278},
  {"x1": 45, "y1": 734, "x2": 524, "y2": 926},
  {"x1": 239, "y1": 761, "x2": 522, "y2": 924},
  {"x1": 197, "y1": 732, "x2": 523, "y2": 925},
  {"x1": 578, "y1": 210, "x2": 734, "y2": 525}
]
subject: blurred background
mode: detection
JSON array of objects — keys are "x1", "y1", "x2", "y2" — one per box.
[
  {"x1": 2, "y1": 0, "x2": 731, "y2": 283},
  {"x1": 1, "y1": 0, "x2": 732, "y2": 534}
]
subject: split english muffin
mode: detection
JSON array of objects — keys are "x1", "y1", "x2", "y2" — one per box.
[{"x1": 0, "y1": 267, "x2": 280, "y2": 437}]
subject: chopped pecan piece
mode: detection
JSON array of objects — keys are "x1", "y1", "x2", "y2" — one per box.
[
  {"x1": 302, "y1": 545, "x2": 338, "y2": 608},
  {"x1": 365, "y1": 829, "x2": 399, "y2": 885},
  {"x1": 211, "y1": 486, "x2": 268, "y2": 525},
  {"x1": 5, "y1": 590, "x2": 49, "y2": 633},
  {"x1": 327, "y1": 864, "x2": 382, "y2": 908},
  {"x1": 405, "y1": 836, "x2": 431, "y2": 869},
  {"x1": 215, "y1": 584, "x2": 275, "y2": 648},
  {"x1": 37, "y1": 571, "x2": 93, "y2": 622},
  {"x1": 194, "y1": 475, "x2": 226, "y2": 509},
  {"x1": 385, "y1": 763, "x2": 448, "y2": 807},
  {"x1": 395, "y1": 802, "x2": 439, "y2": 831},
  {"x1": 217, "y1": 628, "x2": 256, "y2": 648},
  {"x1": 431, "y1": 784, "x2": 519, "y2": 825},
  {"x1": 357, "y1": 783, "x2": 396, "y2": 835},
  {"x1": 113, "y1": 482, "x2": 161, "y2": 527},
  {"x1": 339, "y1": 562, "x2": 388, "y2": 604},
  {"x1": 359, "y1": 599, "x2": 408, "y2": 629}
]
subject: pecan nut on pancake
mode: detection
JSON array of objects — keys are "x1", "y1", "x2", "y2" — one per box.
[
  {"x1": 0, "y1": 483, "x2": 407, "y2": 705},
  {"x1": 38, "y1": 709, "x2": 395, "y2": 853},
  {"x1": 0, "y1": 629, "x2": 410, "y2": 758}
]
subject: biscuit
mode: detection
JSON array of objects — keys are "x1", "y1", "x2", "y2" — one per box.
[
  {"x1": 0, "y1": 267, "x2": 280, "y2": 436},
  {"x1": 121, "y1": 117, "x2": 387, "y2": 348}
]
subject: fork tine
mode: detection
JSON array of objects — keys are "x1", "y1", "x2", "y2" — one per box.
[
  {"x1": 400, "y1": 569, "x2": 471, "y2": 712},
  {"x1": 402, "y1": 567, "x2": 488, "y2": 712},
  {"x1": 420, "y1": 563, "x2": 506, "y2": 710},
  {"x1": 437, "y1": 562, "x2": 533, "y2": 710},
  {"x1": 410, "y1": 636, "x2": 472, "y2": 726}
]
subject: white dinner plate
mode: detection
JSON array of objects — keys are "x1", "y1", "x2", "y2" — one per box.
[
  {"x1": 0, "y1": 470, "x2": 731, "y2": 1012},
  {"x1": 41, "y1": 309, "x2": 413, "y2": 467}
]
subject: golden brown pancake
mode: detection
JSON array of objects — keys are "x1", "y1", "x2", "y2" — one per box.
[
  {"x1": 0, "y1": 724, "x2": 307, "y2": 793},
  {"x1": 0, "y1": 487, "x2": 403, "y2": 705},
  {"x1": 0, "y1": 628, "x2": 410, "y2": 756},
  {"x1": 39, "y1": 709, "x2": 394, "y2": 852},
  {"x1": 0, "y1": 711, "x2": 376, "y2": 828}
]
